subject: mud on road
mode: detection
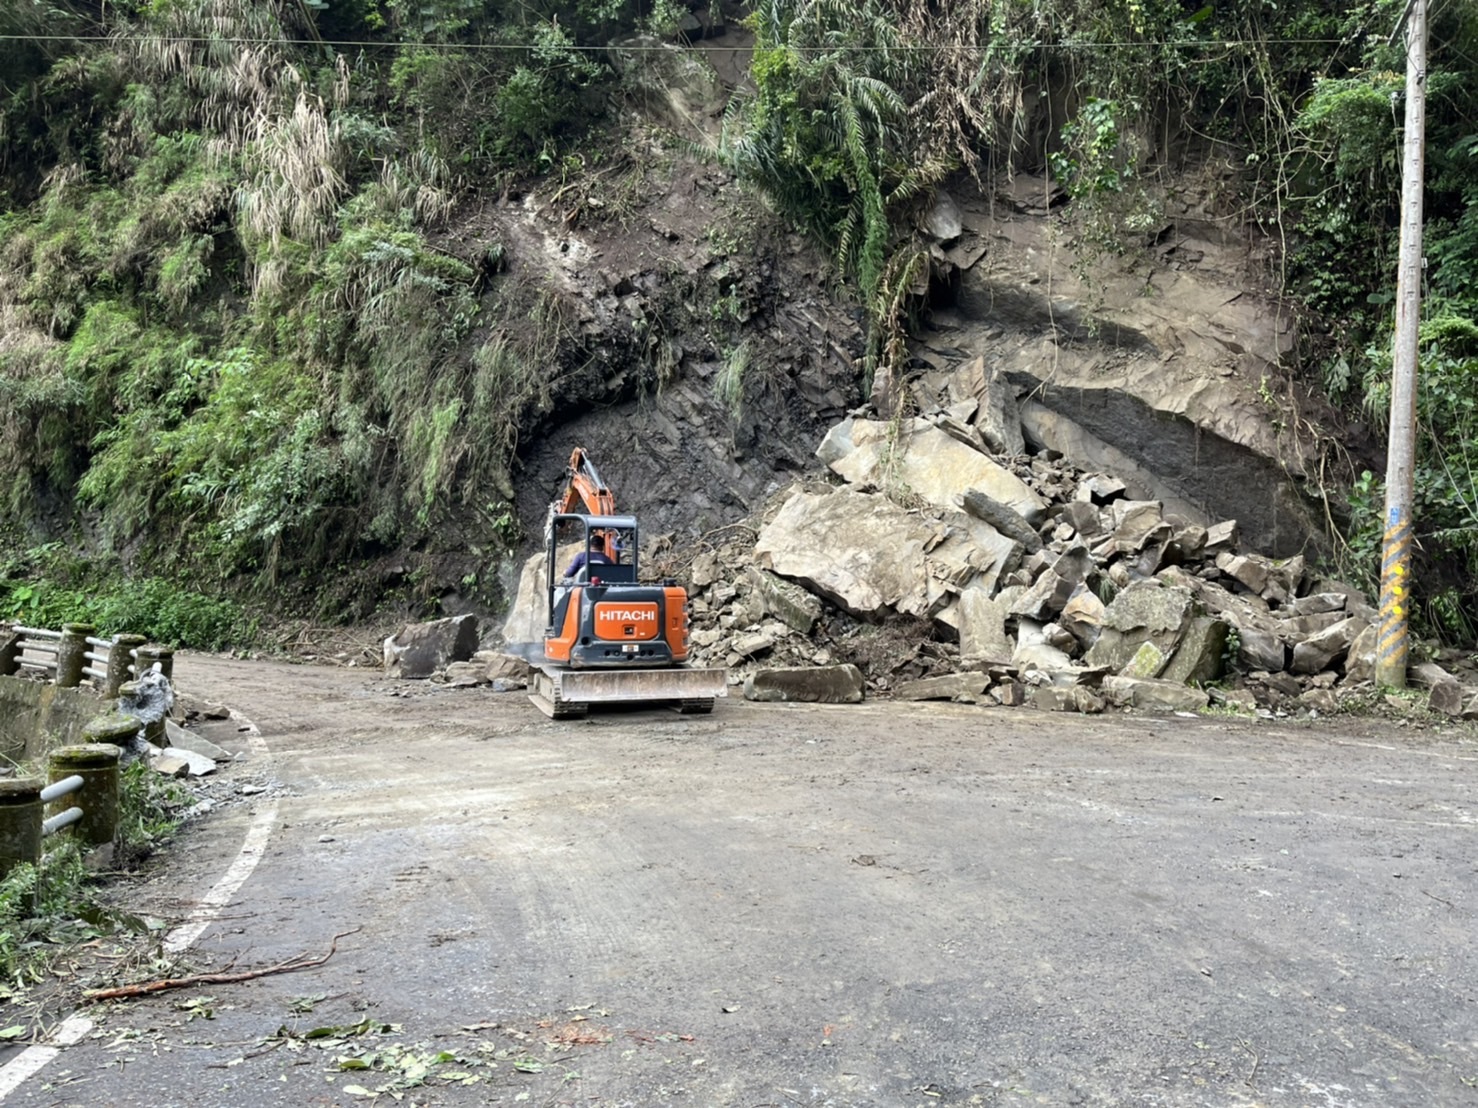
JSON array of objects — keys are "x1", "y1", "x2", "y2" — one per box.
[{"x1": 5, "y1": 655, "x2": 1477, "y2": 1107}]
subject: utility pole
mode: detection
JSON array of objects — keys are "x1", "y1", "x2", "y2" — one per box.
[{"x1": 1376, "y1": 0, "x2": 1427, "y2": 689}]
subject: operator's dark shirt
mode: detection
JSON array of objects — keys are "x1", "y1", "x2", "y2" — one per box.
[{"x1": 563, "y1": 550, "x2": 613, "y2": 578}]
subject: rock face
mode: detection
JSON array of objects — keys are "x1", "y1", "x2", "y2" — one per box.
[
  {"x1": 907, "y1": 177, "x2": 1335, "y2": 560},
  {"x1": 384, "y1": 615, "x2": 480, "y2": 679}
]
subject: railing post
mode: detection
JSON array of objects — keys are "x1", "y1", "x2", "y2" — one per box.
[
  {"x1": 134, "y1": 645, "x2": 174, "y2": 683},
  {"x1": 0, "y1": 626, "x2": 19, "y2": 677},
  {"x1": 0, "y1": 778, "x2": 44, "y2": 890},
  {"x1": 48, "y1": 745, "x2": 122, "y2": 847},
  {"x1": 56, "y1": 623, "x2": 94, "y2": 688},
  {"x1": 83, "y1": 713, "x2": 144, "y2": 749},
  {"x1": 106, "y1": 634, "x2": 148, "y2": 696}
]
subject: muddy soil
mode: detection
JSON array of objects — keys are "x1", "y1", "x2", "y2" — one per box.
[{"x1": 3, "y1": 656, "x2": 1476, "y2": 1107}]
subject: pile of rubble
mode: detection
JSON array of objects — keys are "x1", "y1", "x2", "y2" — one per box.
[{"x1": 677, "y1": 359, "x2": 1478, "y2": 719}]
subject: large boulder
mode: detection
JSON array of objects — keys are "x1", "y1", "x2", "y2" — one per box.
[
  {"x1": 753, "y1": 488, "x2": 928, "y2": 619},
  {"x1": 818, "y1": 417, "x2": 1047, "y2": 524},
  {"x1": 1082, "y1": 580, "x2": 1194, "y2": 673},
  {"x1": 384, "y1": 614, "x2": 480, "y2": 679},
  {"x1": 501, "y1": 551, "x2": 548, "y2": 646}
]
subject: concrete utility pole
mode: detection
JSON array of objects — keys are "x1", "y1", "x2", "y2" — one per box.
[{"x1": 1376, "y1": 0, "x2": 1427, "y2": 689}]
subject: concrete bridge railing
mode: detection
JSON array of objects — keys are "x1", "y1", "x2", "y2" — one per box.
[{"x1": 0, "y1": 622, "x2": 165, "y2": 696}]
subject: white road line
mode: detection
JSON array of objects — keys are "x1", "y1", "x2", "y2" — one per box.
[{"x1": 0, "y1": 710, "x2": 274, "y2": 1101}]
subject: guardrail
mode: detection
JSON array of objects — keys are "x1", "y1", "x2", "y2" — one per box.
[
  {"x1": 0, "y1": 728, "x2": 134, "y2": 887},
  {"x1": 0, "y1": 622, "x2": 162, "y2": 696}
]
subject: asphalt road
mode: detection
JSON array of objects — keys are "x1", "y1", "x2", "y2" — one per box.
[{"x1": 3, "y1": 655, "x2": 1476, "y2": 1107}]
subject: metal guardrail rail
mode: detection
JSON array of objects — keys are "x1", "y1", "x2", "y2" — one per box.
[{"x1": 40, "y1": 774, "x2": 84, "y2": 837}]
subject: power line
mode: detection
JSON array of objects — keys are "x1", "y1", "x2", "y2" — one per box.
[{"x1": 0, "y1": 32, "x2": 1356, "y2": 53}]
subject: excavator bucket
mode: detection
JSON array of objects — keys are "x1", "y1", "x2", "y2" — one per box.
[{"x1": 503, "y1": 643, "x2": 727, "y2": 719}]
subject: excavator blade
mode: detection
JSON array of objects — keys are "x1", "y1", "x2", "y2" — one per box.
[{"x1": 525, "y1": 661, "x2": 728, "y2": 719}]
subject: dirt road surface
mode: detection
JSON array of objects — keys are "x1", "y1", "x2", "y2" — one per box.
[{"x1": 4, "y1": 655, "x2": 1476, "y2": 1107}]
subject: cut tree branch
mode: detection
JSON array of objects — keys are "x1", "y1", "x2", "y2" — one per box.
[{"x1": 85, "y1": 928, "x2": 362, "y2": 1002}]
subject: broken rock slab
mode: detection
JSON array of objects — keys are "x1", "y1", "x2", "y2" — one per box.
[
  {"x1": 385, "y1": 614, "x2": 479, "y2": 679},
  {"x1": 443, "y1": 661, "x2": 491, "y2": 687},
  {"x1": 754, "y1": 487, "x2": 935, "y2": 620},
  {"x1": 1082, "y1": 580, "x2": 1194, "y2": 673},
  {"x1": 957, "y1": 582, "x2": 1018, "y2": 664},
  {"x1": 744, "y1": 665, "x2": 865, "y2": 704},
  {"x1": 946, "y1": 356, "x2": 1026, "y2": 457},
  {"x1": 818, "y1": 417, "x2": 1047, "y2": 525},
  {"x1": 1158, "y1": 617, "x2": 1228, "y2": 686},
  {"x1": 894, "y1": 672, "x2": 991, "y2": 702},
  {"x1": 1289, "y1": 617, "x2": 1364, "y2": 675},
  {"x1": 1101, "y1": 676, "x2": 1210, "y2": 713},
  {"x1": 747, "y1": 567, "x2": 823, "y2": 635},
  {"x1": 1029, "y1": 685, "x2": 1106, "y2": 713}
]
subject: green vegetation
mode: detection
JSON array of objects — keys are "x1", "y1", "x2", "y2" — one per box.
[
  {"x1": 1, "y1": 0, "x2": 1475, "y2": 641},
  {"x1": 0, "y1": 0, "x2": 637, "y2": 621},
  {"x1": 715, "y1": 0, "x2": 1478, "y2": 642},
  {"x1": 0, "y1": 762, "x2": 190, "y2": 994}
]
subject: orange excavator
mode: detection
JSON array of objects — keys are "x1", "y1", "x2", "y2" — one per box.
[{"x1": 513, "y1": 447, "x2": 726, "y2": 719}]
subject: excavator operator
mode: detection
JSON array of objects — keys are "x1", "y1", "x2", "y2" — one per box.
[{"x1": 563, "y1": 545, "x2": 613, "y2": 580}]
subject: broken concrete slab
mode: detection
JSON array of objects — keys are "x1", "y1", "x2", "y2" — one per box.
[
  {"x1": 1101, "y1": 676, "x2": 1210, "y2": 712},
  {"x1": 163, "y1": 720, "x2": 231, "y2": 762},
  {"x1": 743, "y1": 664, "x2": 865, "y2": 704},
  {"x1": 149, "y1": 744, "x2": 216, "y2": 777},
  {"x1": 385, "y1": 614, "x2": 479, "y2": 679}
]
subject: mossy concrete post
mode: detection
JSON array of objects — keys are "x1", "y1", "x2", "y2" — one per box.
[
  {"x1": 134, "y1": 645, "x2": 173, "y2": 683},
  {"x1": 0, "y1": 629, "x2": 19, "y2": 677},
  {"x1": 83, "y1": 713, "x2": 143, "y2": 749},
  {"x1": 106, "y1": 635, "x2": 148, "y2": 697},
  {"x1": 0, "y1": 777, "x2": 44, "y2": 885},
  {"x1": 56, "y1": 623, "x2": 94, "y2": 688},
  {"x1": 48, "y1": 744, "x2": 121, "y2": 846}
]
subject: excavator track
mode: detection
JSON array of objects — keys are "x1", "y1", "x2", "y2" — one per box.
[
  {"x1": 676, "y1": 697, "x2": 715, "y2": 715},
  {"x1": 529, "y1": 670, "x2": 589, "y2": 720}
]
